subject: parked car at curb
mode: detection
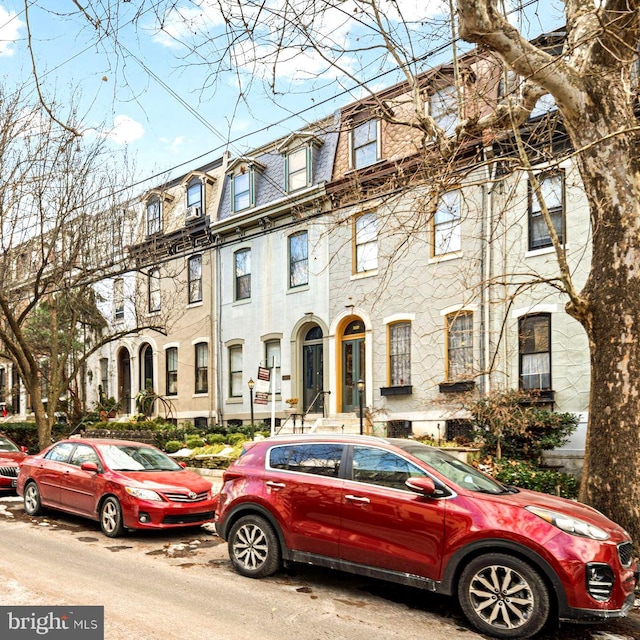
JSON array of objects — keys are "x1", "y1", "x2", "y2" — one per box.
[
  {"x1": 215, "y1": 434, "x2": 637, "y2": 639},
  {"x1": 17, "y1": 438, "x2": 217, "y2": 537},
  {"x1": 0, "y1": 434, "x2": 28, "y2": 494}
]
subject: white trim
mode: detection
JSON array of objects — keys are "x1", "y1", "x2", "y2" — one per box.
[
  {"x1": 192, "y1": 336, "x2": 211, "y2": 346},
  {"x1": 383, "y1": 313, "x2": 416, "y2": 324},
  {"x1": 512, "y1": 304, "x2": 558, "y2": 318},
  {"x1": 441, "y1": 304, "x2": 478, "y2": 317},
  {"x1": 163, "y1": 342, "x2": 180, "y2": 350}
]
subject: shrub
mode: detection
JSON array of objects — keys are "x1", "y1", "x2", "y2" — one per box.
[
  {"x1": 205, "y1": 433, "x2": 226, "y2": 445},
  {"x1": 227, "y1": 432, "x2": 247, "y2": 446},
  {"x1": 0, "y1": 422, "x2": 69, "y2": 452},
  {"x1": 164, "y1": 440, "x2": 184, "y2": 454},
  {"x1": 478, "y1": 458, "x2": 579, "y2": 499},
  {"x1": 185, "y1": 435, "x2": 205, "y2": 449},
  {"x1": 469, "y1": 389, "x2": 578, "y2": 463}
]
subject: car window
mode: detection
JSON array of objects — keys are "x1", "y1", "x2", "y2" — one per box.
[
  {"x1": 69, "y1": 444, "x2": 100, "y2": 467},
  {"x1": 97, "y1": 444, "x2": 182, "y2": 471},
  {"x1": 44, "y1": 442, "x2": 75, "y2": 463},
  {"x1": 0, "y1": 436, "x2": 19, "y2": 452},
  {"x1": 352, "y1": 446, "x2": 427, "y2": 491},
  {"x1": 396, "y1": 442, "x2": 507, "y2": 494},
  {"x1": 269, "y1": 443, "x2": 344, "y2": 478}
]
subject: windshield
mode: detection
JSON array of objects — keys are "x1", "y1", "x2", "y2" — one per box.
[
  {"x1": 97, "y1": 444, "x2": 183, "y2": 472},
  {"x1": 0, "y1": 436, "x2": 19, "y2": 453},
  {"x1": 393, "y1": 440, "x2": 509, "y2": 494}
]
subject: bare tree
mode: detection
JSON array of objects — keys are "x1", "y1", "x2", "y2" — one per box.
[
  {"x1": 20, "y1": 1, "x2": 640, "y2": 541},
  {"x1": 0, "y1": 85, "x2": 171, "y2": 449}
]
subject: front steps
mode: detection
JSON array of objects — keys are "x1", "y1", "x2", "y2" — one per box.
[{"x1": 277, "y1": 412, "x2": 364, "y2": 435}]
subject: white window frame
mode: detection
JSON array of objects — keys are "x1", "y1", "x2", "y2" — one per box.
[{"x1": 433, "y1": 189, "x2": 462, "y2": 256}]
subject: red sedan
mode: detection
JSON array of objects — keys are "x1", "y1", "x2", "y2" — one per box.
[
  {"x1": 0, "y1": 434, "x2": 28, "y2": 493},
  {"x1": 17, "y1": 438, "x2": 217, "y2": 537}
]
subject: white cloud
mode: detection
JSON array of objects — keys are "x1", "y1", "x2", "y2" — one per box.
[
  {"x1": 151, "y1": 1, "x2": 227, "y2": 49},
  {"x1": 102, "y1": 115, "x2": 145, "y2": 145},
  {"x1": 0, "y1": 6, "x2": 24, "y2": 57}
]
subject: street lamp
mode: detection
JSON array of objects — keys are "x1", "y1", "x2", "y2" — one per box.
[
  {"x1": 248, "y1": 378, "x2": 255, "y2": 440},
  {"x1": 357, "y1": 378, "x2": 365, "y2": 435}
]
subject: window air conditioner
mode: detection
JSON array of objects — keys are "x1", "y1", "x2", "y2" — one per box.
[{"x1": 186, "y1": 205, "x2": 202, "y2": 221}]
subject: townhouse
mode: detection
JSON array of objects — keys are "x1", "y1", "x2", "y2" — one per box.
[{"x1": 2, "y1": 29, "x2": 593, "y2": 470}]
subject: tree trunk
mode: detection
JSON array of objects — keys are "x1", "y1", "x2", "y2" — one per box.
[{"x1": 564, "y1": 87, "x2": 640, "y2": 543}]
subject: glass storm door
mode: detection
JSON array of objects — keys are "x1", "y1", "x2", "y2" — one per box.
[
  {"x1": 341, "y1": 319, "x2": 365, "y2": 412},
  {"x1": 118, "y1": 349, "x2": 131, "y2": 414},
  {"x1": 303, "y1": 326, "x2": 324, "y2": 413}
]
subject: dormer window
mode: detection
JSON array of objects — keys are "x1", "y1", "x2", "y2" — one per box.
[
  {"x1": 287, "y1": 146, "x2": 309, "y2": 192},
  {"x1": 351, "y1": 119, "x2": 379, "y2": 169},
  {"x1": 429, "y1": 85, "x2": 459, "y2": 136},
  {"x1": 187, "y1": 182, "x2": 202, "y2": 209},
  {"x1": 498, "y1": 69, "x2": 522, "y2": 102},
  {"x1": 226, "y1": 158, "x2": 264, "y2": 214},
  {"x1": 233, "y1": 172, "x2": 250, "y2": 211},
  {"x1": 146, "y1": 199, "x2": 161, "y2": 236}
]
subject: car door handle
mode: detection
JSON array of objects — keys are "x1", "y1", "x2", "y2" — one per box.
[
  {"x1": 345, "y1": 494, "x2": 370, "y2": 504},
  {"x1": 266, "y1": 481, "x2": 286, "y2": 489}
]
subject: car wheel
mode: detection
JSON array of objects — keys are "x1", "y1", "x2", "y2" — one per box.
[
  {"x1": 100, "y1": 496, "x2": 126, "y2": 538},
  {"x1": 23, "y1": 482, "x2": 43, "y2": 516},
  {"x1": 228, "y1": 514, "x2": 281, "y2": 578},
  {"x1": 457, "y1": 553, "x2": 550, "y2": 639}
]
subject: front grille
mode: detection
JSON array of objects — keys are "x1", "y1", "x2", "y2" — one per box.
[
  {"x1": 618, "y1": 541, "x2": 634, "y2": 568},
  {"x1": 163, "y1": 490, "x2": 209, "y2": 503},
  {"x1": 162, "y1": 510, "x2": 215, "y2": 525},
  {"x1": 586, "y1": 562, "x2": 615, "y2": 601},
  {"x1": 0, "y1": 466, "x2": 18, "y2": 478}
]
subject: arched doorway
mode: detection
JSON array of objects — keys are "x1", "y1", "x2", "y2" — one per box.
[
  {"x1": 117, "y1": 348, "x2": 132, "y2": 414},
  {"x1": 340, "y1": 318, "x2": 365, "y2": 412},
  {"x1": 302, "y1": 325, "x2": 324, "y2": 413},
  {"x1": 139, "y1": 343, "x2": 154, "y2": 393}
]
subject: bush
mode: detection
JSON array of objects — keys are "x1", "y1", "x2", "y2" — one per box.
[
  {"x1": 205, "y1": 433, "x2": 226, "y2": 445},
  {"x1": 0, "y1": 422, "x2": 69, "y2": 452},
  {"x1": 469, "y1": 389, "x2": 578, "y2": 463},
  {"x1": 478, "y1": 458, "x2": 579, "y2": 499},
  {"x1": 164, "y1": 440, "x2": 184, "y2": 454},
  {"x1": 227, "y1": 432, "x2": 247, "y2": 446},
  {"x1": 185, "y1": 435, "x2": 204, "y2": 449}
]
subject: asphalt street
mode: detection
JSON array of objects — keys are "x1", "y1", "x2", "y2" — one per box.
[{"x1": 1, "y1": 492, "x2": 639, "y2": 640}]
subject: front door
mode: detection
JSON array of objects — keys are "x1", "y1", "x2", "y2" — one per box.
[
  {"x1": 303, "y1": 326, "x2": 324, "y2": 413},
  {"x1": 341, "y1": 319, "x2": 365, "y2": 412},
  {"x1": 118, "y1": 348, "x2": 131, "y2": 414}
]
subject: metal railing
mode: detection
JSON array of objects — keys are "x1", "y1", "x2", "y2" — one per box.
[{"x1": 275, "y1": 390, "x2": 330, "y2": 435}]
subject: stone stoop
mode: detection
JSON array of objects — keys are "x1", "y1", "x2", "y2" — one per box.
[
  {"x1": 309, "y1": 413, "x2": 363, "y2": 434},
  {"x1": 274, "y1": 413, "x2": 364, "y2": 435}
]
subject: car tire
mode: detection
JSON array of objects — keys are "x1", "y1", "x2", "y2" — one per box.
[
  {"x1": 457, "y1": 553, "x2": 550, "y2": 639},
  {"x1": 228, "y1": 514, "x2": 281, "y2": 579},
  {"x1": 23, "y1": 481, "x2": 43, "y2": 516},
  {"x1": 100, "y1": 496, "x2": 126, "y2": 538}
]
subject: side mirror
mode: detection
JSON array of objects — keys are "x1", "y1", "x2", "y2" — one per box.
[
  {"x1": 405, "y1": 476, "x2": 437, "y2": 496},
  {"x1": 80, "y1": 461, "x2": 99, "y2": 473},
  {"x1": 20, "y1": 446, "x2": 28, "y2": 453},
  {"x1": 179, "y1": 461, "x2": 187, "y2": 468}
]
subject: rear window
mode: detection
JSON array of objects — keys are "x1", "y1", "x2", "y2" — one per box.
[{"x1": 268, "y1": 443, "x2": 344, "y2": 478}]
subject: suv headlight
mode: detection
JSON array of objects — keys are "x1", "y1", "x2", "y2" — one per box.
[
  {"x1": 526, "y1": 506, "x2": 609, "y2": 540},
  {"x1": 125, "y1": 486, "x2": 163, "y2": 501}
]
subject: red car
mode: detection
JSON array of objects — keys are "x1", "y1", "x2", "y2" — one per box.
[
  {"x1": 0, "y1": 434, "x2": 28, "y2": 493},
  {"x1": 17, "y1": 438, "x2": 217, "y2": 537},
  {"x1": 215, "y1": 434, "x2": 637, "y2": 639}
]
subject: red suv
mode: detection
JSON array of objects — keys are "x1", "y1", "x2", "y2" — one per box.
[{"x1": 215, "y1": 435, "x2": 637, "y2": 639}]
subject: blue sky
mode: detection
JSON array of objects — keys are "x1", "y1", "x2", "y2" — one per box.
[{"x1": 0, "y1": 1, "x2": 564, "y2": 189}]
